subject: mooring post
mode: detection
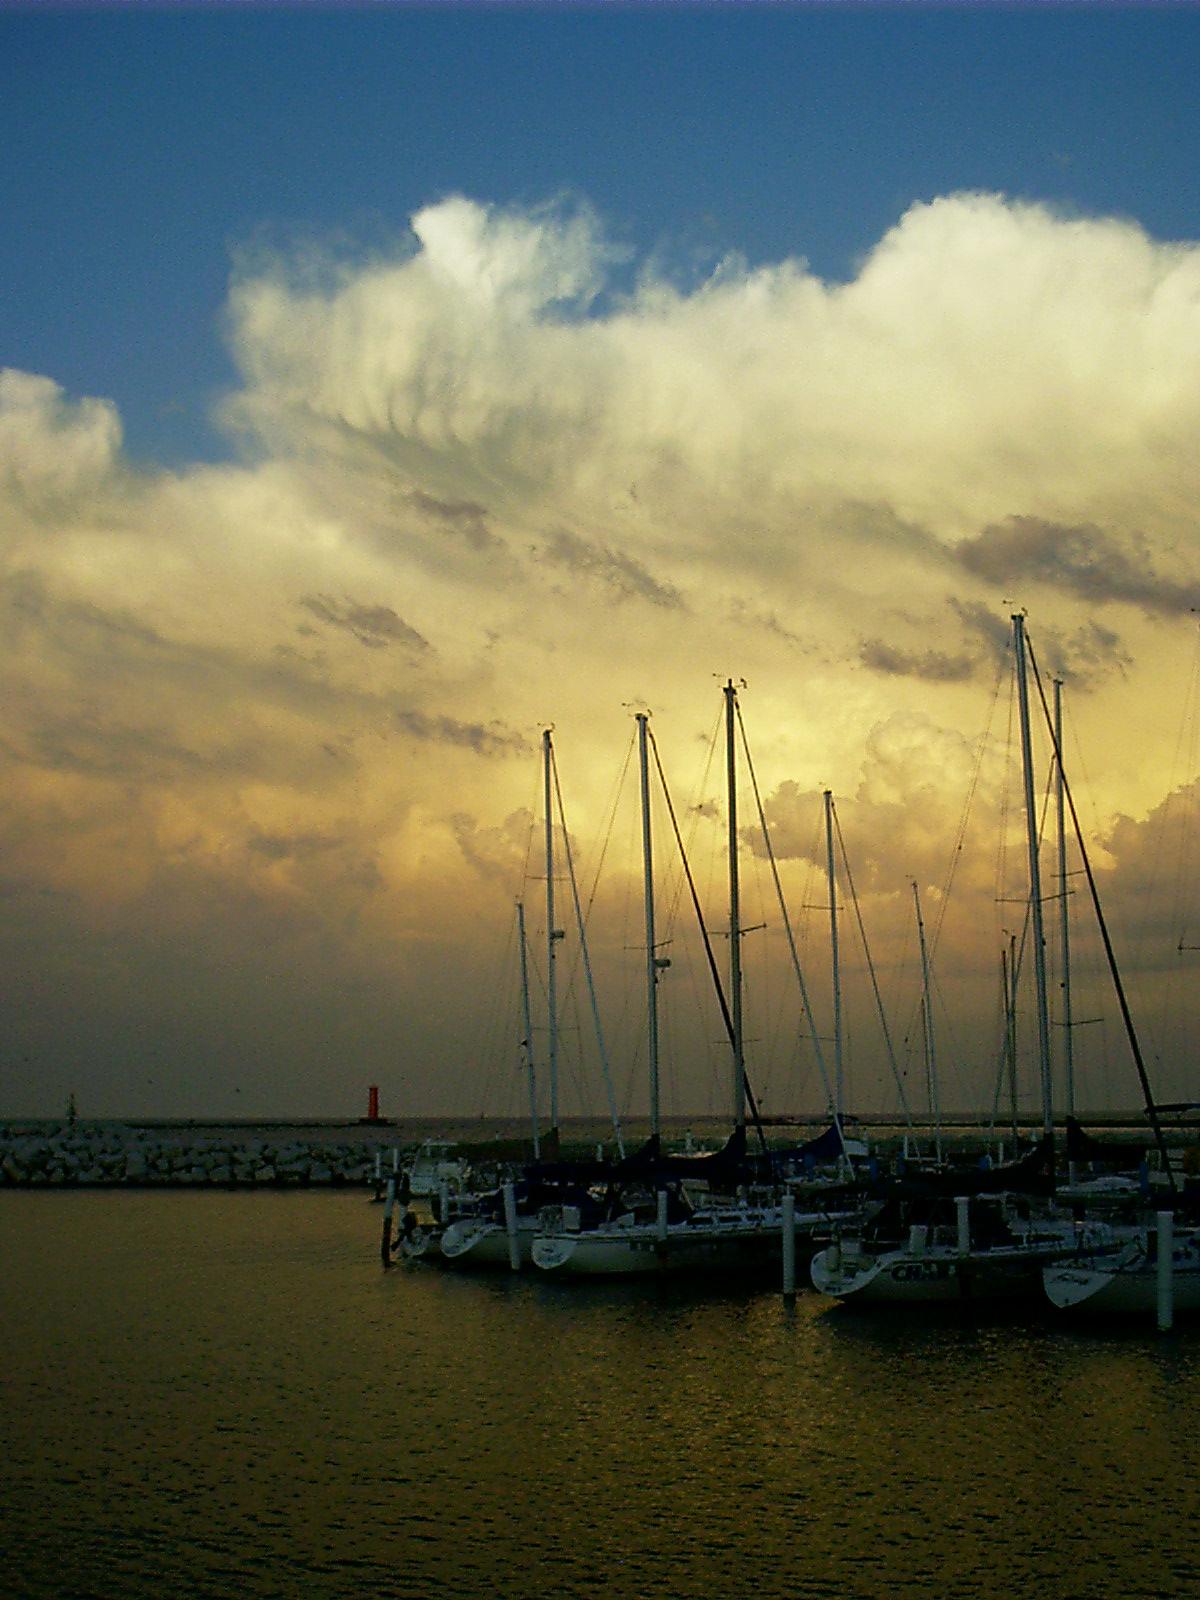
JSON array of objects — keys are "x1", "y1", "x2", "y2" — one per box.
[
  {"x1": 956, "y1": 1196, "x2": 970, "y2": 1258},
  {"x1": 380, "y1": 1176, "x2": 397, "y2": 1269},
  {"x1": 782, "y1": 1191, "x2": 797, "y2": 1297},
  {"x1": 1157, "y1": 1211, "x2": 1174, "y2": 1332},
  {"x1": 502, "y1": 1180, "x2": 521, "y2": 1271}
]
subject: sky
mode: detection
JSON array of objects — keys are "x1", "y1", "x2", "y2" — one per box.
[{"x1": 2, "y1": 0, "x2": 1200, "y2": 1128}]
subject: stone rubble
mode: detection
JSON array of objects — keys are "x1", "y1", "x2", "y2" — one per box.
[{"x1": 0, "y1": 1123, "x2": 392, "y2": 1188}]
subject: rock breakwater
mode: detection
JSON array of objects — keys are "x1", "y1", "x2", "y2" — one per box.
[{"x1": 0, "y1": 1122, "x2": 387, "y2": 1188}]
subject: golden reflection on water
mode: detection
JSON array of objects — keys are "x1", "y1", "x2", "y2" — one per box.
[{"x1": 3, "y1": 1192, "x2": 1199, "y2": 1599}]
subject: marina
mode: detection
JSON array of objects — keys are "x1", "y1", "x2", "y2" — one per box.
[{"x1": 7, "y1": 8, "x2": 1200, "y2": 1597}]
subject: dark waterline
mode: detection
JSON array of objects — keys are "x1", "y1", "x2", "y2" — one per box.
[{"x1": 4, "y1": 1191, "x2": 1200, "y2": 1599}]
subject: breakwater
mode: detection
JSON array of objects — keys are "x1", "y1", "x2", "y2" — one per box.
[{"x1": 0, "y1": 1122, "x2": 389, "y2": 1188}]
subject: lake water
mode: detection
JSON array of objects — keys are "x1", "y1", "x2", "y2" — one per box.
[{"x1": 4, "y1": 1190, "x2": 1200, "y2": 1599}]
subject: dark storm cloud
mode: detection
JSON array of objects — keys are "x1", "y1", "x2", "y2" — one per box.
[
  {"x1": 951, "y1": 600, "x2": 1013, "y2": 668},
  {"x1": 299, "y1": 594, "x2": 431, "y2": 652},
  {"x1": 1030, "y1": 618, "x2": 1132, "y2": 690},
  {"x1": 859, "y1": 639, "x2": 977, "y2": 683},
  {"x1": 409, "y1": 490, "x2": 498, "y2": 552},
  {"x1": 395, "y1": 709, "x2": 529, "y2": 756},
  {"x1": 540, "y1": 529, "x2": 684, "y2": 609},
  {"x1": 956, "y1": 517, "x2": 1197, "y2": 617},
  {"x1": 246, "y1": 831, "x2": 343, "y2": 863},
  {"x1": 949, "y1": 600, "x2": 1130, "y2": 691}
]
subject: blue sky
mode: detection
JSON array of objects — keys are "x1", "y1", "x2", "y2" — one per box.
[
  {"x1": 4, "y1": 3, "x2": 1200, "y2": 1120},
  {"x1": 5, "y1": 4, "x2": 1200, "y2": 465}
]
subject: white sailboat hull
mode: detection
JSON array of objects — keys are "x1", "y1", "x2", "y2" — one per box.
[
  {"x1": 533, "y1": 1211, "x2": 784, "y2": 1277},
  {"x1": 1044, "y1": 1229, "x2": 1200, "y2": 1314},
  {"x1": 439, "y1": 1215, "x2": 537, "y2": 1269},
  {"x1": 532, "y1": 1204, "x2": 844, "y2": 1278},
  {"x1": 810, "y1": 1225, "x2": 1089, "y2": 1305},
  {"x1": 810, "y1": 1244, "x2": 1049, "y2": 1303}
]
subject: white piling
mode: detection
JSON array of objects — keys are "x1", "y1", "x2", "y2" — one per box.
[
  {"x1": 502, "y1": 1180, "x2": 521, "y2": 1272},
  {"x1": 782, "y1": 1192, "x2": 797, "y2": 1297},
  {"x1": 656, "y1": 1188, "x2": 669, "y2": 1242},
  {"x1": 956, "y1": 1196, "x2": 970, "y2": 1257},
  {"x1": 380, "y1": 1176, "x2": 397, "y2": 1269},
  {"x1": 1157, "y1": 1210, "x2": 1174, "y2": 1332}
]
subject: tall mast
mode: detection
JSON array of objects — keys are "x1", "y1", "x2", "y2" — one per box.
[
  {"x1": 1004, "y1": 932, "x2": 1019, "y2": 1146},
  {"x1": 516, "y1": 899, "x2": 539, "y2": 1160},
  {"x1": 725, "y1": 681, "x2": 746, "y2": 1130},
  {"x1": 824, "y1": 789, "x2": 844, "y2": 1122},
  {"x1": 1054, "y1": 678, "x2": 1075, "y2": 1123},
  {"x1": 636, "y1": 713, "x2": 661, "y2": 1138},
  {"x1": 551, "y1": 748, "x2": 626, "y2": 1159},
  {"x1": 543, "y1": 728, "x2": 561, "y2": 1136},
  {"x1": 1013, "y1": 614, "x2": 1055, "y2": 1143},
  {"x1": 912, "y1": 879, "x2": 943, "y2": 1164}
]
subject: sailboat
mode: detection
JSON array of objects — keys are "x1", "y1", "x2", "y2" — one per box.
[
  {"x1": 382, "y1": 728, "x2": 627, "y2": 1271},
  {"x1": 437, "y1": 892, "x2": 556, "y2": 1270},
  {"x1": 1034, "y1": 662, "x2": 1200, "y2": 1318},
  {"x1": 1044, "y1": 1218, "x2": 1200, "y2": 1314},
  {"x1": 533, "y1": 684, "x2": 860, "y2": 1278},
  {"x1": 807, "y1": 1139, "x2": 1096, "y2": 1303},
  {"x1": 810, "y1": 615, "x2": 1113, "y2": 1306}
]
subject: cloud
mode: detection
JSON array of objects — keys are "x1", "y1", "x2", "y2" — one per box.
[
  {"x1": 394, "y1": 709, "x2": 529, "y2": 756},
  {"x1": 539, "y1": 528, "x2": 684, "y2": 608},
  {"x1": 409, "y1": 489, "x2": 498, "y2": 551},
  {"x1": 859, "y1": 639, "x2": 978, "y2": 684},
  {"x1": 5, "y1": 188, "x2": 1200, "y2": 1116},
  {"x1": 754, "y1": 711, "x2": 1001, "y2": 896},
  {"x1": 450, "y1": 807, "x2": 538, "y2": 885},
  {"x1": 246, "y1": 829, "x2": 345, "y2": 863},
  {"x1": 223, "y1": 191, "x2": 1200, "y2": 576},
  {"x1": 0, "y1": 369, "x2": 122, "y2": 504},
  {"x1": 300, "y1": 594, "x2": 431, "y2": 652},
  {"x1": 957, "y1": 516, "x2": 1197, "y2": 617}
]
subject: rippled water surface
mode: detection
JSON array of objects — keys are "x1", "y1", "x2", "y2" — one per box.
[{"x1": 4, "y1": 1191, "x2": 1200, "y2": 1599}]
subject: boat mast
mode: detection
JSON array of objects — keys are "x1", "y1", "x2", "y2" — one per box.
[
  {"x1": 912, "y1": 879, "x2": 943, "y2": 1164},
  {"x1": 1004, "y1": 932, "x2": 1019, "y2": 1146},
  {"x1": 1025, "y1": 631, "x2": 1176, "y2": 1192},
  {"x1": 543, "y1": 728, "x2": 562, "y2": 1138},
  {"x1": 550, "y1": 746, "x2": 626, "y2": 1160},
  {"x1": 636, "y1": 713, "x2": 661, "y2": 1139},
  {"x1": 516, "y1": 898, "x2": 540, "y2": 1160},
  {"x1": 1012, "y1": 614, "x2": 1055, "y2": 1144},
  {"x1": 824, "y1": 789, "x2": 844, "y2": 1123},
  {"x1": 1054, "y1": 678, "x2": 1076, "y2": 1123},
  {"x1": 725, "y1": 680, "x2": 746, "y2": 1131}
]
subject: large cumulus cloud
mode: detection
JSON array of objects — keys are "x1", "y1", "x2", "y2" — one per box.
[{"x1": 2, "y1": 189, "x2": 1199, "y2": 1118}]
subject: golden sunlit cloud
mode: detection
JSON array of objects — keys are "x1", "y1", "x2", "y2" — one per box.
[{"x1": 2, "y1": 191, "x2": 1198, "y2": 1120}]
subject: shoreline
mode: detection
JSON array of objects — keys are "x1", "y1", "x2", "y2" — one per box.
[{"x1": 2, "y1": 1109, "x2": 1191, "y2": 1190}]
